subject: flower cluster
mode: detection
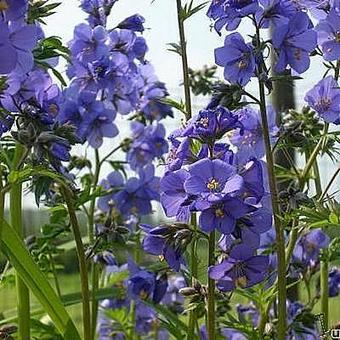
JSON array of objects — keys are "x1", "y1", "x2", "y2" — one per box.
[
  {"x1": 96, "y1": 255, "x2": 187, "y2": 339},
  {"x1": 59, "y1": 3, "x2": 172, "y2": 149},
  {"x1": 210, "y1": 2, "x2": 339, "y2": 77},
  {"x1": 142, "y1": 104, "x2": 274, "y2": 291},
  {"x1": 0, "y1": 1, "x2": 80, "y2": 176}
]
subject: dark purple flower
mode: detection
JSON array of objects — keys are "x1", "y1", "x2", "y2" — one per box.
[
  {"x1": 97, "y1": 171, "x2": 125, "y2": 212},
  {"x1": 316, "y1": 10, "x2": 340, "y2": 61},
  {"x1": 161, "y1": 275, "x2": 186, "y2": 313},
  {"x1": 129, "y1": 269, "x2": 156, "y2": 299},
  {"x1": 237, "y1": 303, "x2": 260, "y2": 327},
  {"x1": 199, "y1": 197, "x2": 255, "y2": 234},
  {"x1": 209, "y1": 244, "x2": 269, "y2": 291},
  {"x1": 328, "y1": 267, "x2": 340, "y2": 297},
  {"x1": 272, "y1": 12, "x2": 317, "y2": 73},
  {"x1": 215, "y1": 33, "x2": 256, "y2": 86},
  {"x1": 160, "y1": 169, "x2": 195, "y2": 222},
  {"x1": 127, "y1": 121, "x2": 168, "y2": 170},
  {"x1": 257, "y1": 0, "x2": 297, "y2": 28},
  {"x1": 80, "y1": 0, "x2": 118, "y2": 27},
  {"x1": 116, "y1": 165, "x2": 160, "y2": 216},
  {"x1": 183, "y1": 106, "x2": 241, "y2": 140},
  {"x1": 207, "y1": 0, "x2": 260, "y2": 32},
  {"x1": 141, "y1": 224, "x2": 186, "y2": 272},
  {"x1": 78, "y1": 101, "x2": 118, "y2": 148},
  {"x1": 293, "y1": 229, "x2": 330, "y2": 267},
  {"x1": 231, "y1": 106, "x2": 278, "y2": 164},
  {"x1": 239, "y1": 159, "x2": 265, "y2": 203},
  {"x1": 304, "y1": 76, "x2": 340, "y2": 124},
  {"x1": 50, "y1": 143, "x2": 71, "y2": 162},
  {"x1": 117, "y1": 14, "x2": 145, "y2": 32}
]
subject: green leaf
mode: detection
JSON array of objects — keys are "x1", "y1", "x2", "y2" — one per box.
[{"x1": 0, "y1": 220, "x2": 80, "y2": 339}]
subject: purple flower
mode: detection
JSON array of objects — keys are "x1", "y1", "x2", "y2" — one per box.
[
  {"x1": 0, "y1": 0, "x2": 28, "y2": 21},
  {"x1": 199, "y1": 198, "x2": 255, "y2": 234},
  {"x1": 80, "y1": 0, "x2": 118, "y2": 27},
  {"x1": 257, "y1": 0, "x2": 297, "y2": 28},
  {"x1": 328, "y1": 267, "x2": 340, "y2": 297},
  {"x1": 237, "y1": 303, "x2": 260, "y2": 327},
  {"x1": 116, "y1": 165, "x2": 160, "y2": 216},
  {"x1": 215, "y1": 33, "x2": 256, "y2": 86},
  {"x1": 316, "y1": 10, "x2": 340, "y2": 61},
  {"x1": 272, "y1": 12, "x2": 317, "y2": 73},
  {"x1": 78, "y1": 101, "x2": 118, "y2": 148},
  {"x1": 231, "y1": 106, "x2": 278, "y2": 164},
  {"x1": 304, "y1": 76, "x2": 340, "y2": 124},
  {"x1": 141, "y1": 224, "x2": 186, "y2": 272},
  {"x1": 183, "y1": 106, "x2": 241, "y2": 140},
  {"x1": 97, "y1": 171, "x2": 125, "y2": 212},
  {"x1": 127, "y1": 121, "x2": 168, "y2": 170},
  {"x1": 184, "y1": 158, "x2": 243, "y2": 205},
  {"x1": 207, "y1": 0, "x2": 260, "y2": 32},
  {"x1": 161, "y1": 275, "x2": 186, "y2": 313},
  {"x1": 69, "y1": 23, "x2": 108, "y2": 65},
  {"x1": 0, "y1": 22, "x2": 37, "y2": 75},
  {"x1": 209, "y1": 244, "x2": 269, "y2": 291},
  {"x1": 160, "y1": 169, "x2": 195, "y2": 222},
  {"x1": 293, "y1": 229, "x2": 330, "y2": 268},
  {"x1": 117, "y1": 14, "x2": 145, "y2": 32},
  {"x1": 239, "y1": 159, "x2": 265, "y2": 203}
]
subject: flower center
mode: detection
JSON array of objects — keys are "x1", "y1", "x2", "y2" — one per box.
[
  {"x1": 294, "y1": 48, "x2": 302, "y2": 61},
  {"x1": 197, "y1": 117, "x2": 209, "y2": 128},
  {"x1": 234, "y1": 262, "x2": 248, "y2": 287},
  {"x1": 215, "y1": 208, "x2": 225, "y2": 218},
  {"x1": 335, "y1": 31, "x2": 340, "y2": 43},
  {"x1": 315, "y1": 97, "x2": 331, "y2": 111},
  {"x1": 238, "y1": 60, "x2": 248, "y2": 69},
  {"x1": 0, "y1": 0, "x2": 8, "y2": 10},
  {"x1": 207, "y1": 178, "x2": 220, "y2": 191}
]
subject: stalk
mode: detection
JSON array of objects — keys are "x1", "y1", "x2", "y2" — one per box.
[
  {"x1": 320, "y1": 250, "x2": 329, "y2": 330},
  {"x1": 10, "y1": 143, "x2": 30, "y2": 340},
  {"x1": 90, "y1": 149, "x2": 101, "y2": 340},
  {"x1": 176, "y1": 0, "x2": 192, "y2": 120},
  {"x1": 207, "y1": 230, "x2": 215, "y2": 340},
  {"x1": 62, "y1": 186, "x2": 91, "y2": 340},
  {"x1": 175, "y1": 2, "x2": 198, "y2": 337},
  {"x1": 255, "y1": 24, "x2": 286, "y2": 338},
  {"x1": 188, "y1": 214, "x2": 198, "y2": 340}
]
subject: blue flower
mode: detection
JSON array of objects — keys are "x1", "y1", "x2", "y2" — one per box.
[
  {"x1": 117, "y1": 14, "x2": 145, "y2": 32},
  {"x1": 127, "y1": 121, "x2": 168, "y2": 170},
  {"x1": 116, "y1": 165, "x2": 160, "y2": 216},
  {"x1": 316, "y1": 9, "x2": 340, "y2": 61},
  {"x1": 304, "y1": 76, "x2": 340, "y2": 124},
  {"x1": 272, "y1": 12, "x2": 317, "y2": 73},
  {"x1": 184, "y1": 158, "x2": 244, "y2": 206},
  {"x1": 207, "y1": 0, "x2": 260, "y2": 32},
  {"x1": 231, "y1": 106, "x2": 278, "y2": 164},
  {"x1": 141, "y1": 224, "x2": 186, "y2": 272},
  {"x1": 328, "y1": 267, "x2": 340, "y2": 297},
  {"x1": 77, "y1": 101, "x2": 118, "y2": 148},
  {"x1": 199, "y1": 197, "x2": 255, "y2": 234},
  {"x1": 215, "y1": 33, "x2": 256, "y2": 87},
  {"x1": 209, "y1": 244, "x2": 269, "y2": 291}
]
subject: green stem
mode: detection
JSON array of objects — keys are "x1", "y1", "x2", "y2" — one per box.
[
  {"x1": 62, "y1": 187, "x2": 91, "y2": 340},
  {"x1": 49, "y1": 253, "x2": 62, "y2": 298},
  {"x1": 10, "y1": 143, "x2": 30, "y2": 340},
  {"x1": 90, "y1": 149, "x2": 101, "y2": 340},
  {"x1": 313, "y1": 161, "x2": 322, "y2": 197},
  {"x1": 255, "y1": 24, "x2": 286, "y2": 339},
  {"x1": 320, "y1": 251, "x2": 329, "y2": 330},
  {"x1": 319, "y1": 166, "x2": 340, "y2": 202},
  {"x1": 176, "y1": 0, "x2": 192, "y2": 120},
  {"x1": 207, "y1": 230, "x2": 215, "y2": 340},
  {"x1": 188, "y1": 214, "x2": 198, "y2": 340}
]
